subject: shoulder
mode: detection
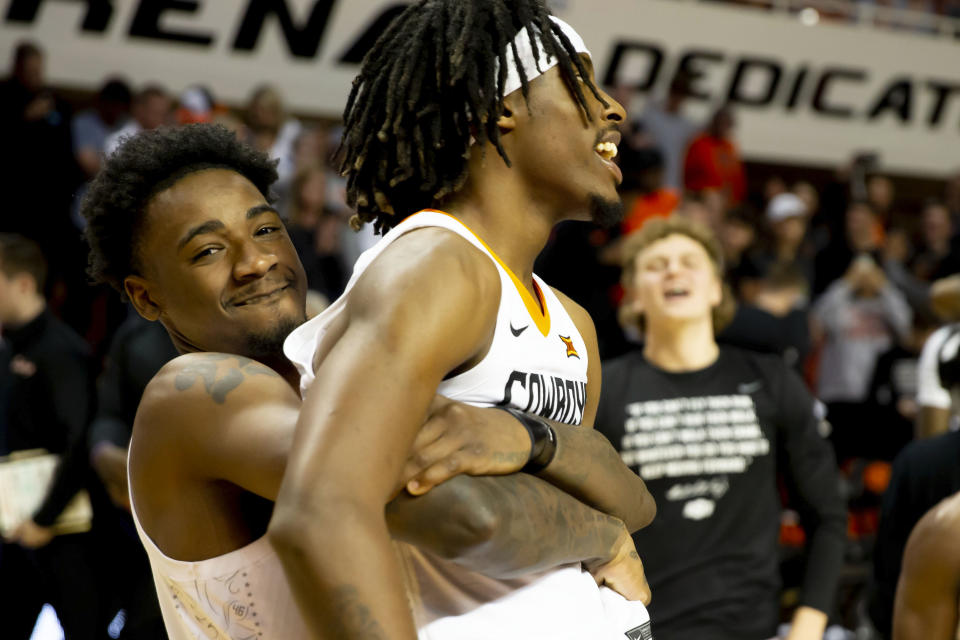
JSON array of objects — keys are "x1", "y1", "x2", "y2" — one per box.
[
  {"x1": 549, "y1": 287, "x2": 596, "y2": 337},
  {"x1": 350, "y1": 227, "x2": 501, "y2": 328},
  {"x1": 139, "y1": 353, "x2": 297, "y2": 425},
  {"x1": 904, "y1": 492, "x2": 960, "y2": 568}
]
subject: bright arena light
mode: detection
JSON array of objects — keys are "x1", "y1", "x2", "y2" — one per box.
[{"x1": 799, "y1": 7, "x2": 820, "y2": 26}]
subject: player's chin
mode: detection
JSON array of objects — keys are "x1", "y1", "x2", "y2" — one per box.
[{"x1": 588, "y1": 193, "x2": 624, "y2": 229}]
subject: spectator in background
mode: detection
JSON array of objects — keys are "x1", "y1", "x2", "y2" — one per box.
[
  {"x1": 619, "y1": 145, "x2": 680, "y2": 235},
  {"x1": 104, "y1": 84, "x2": 172, "y2": 155},
  {"x1": 914, "y1": 320, "x2": 960, "y2": 438},
  {"x1": 72, "y1": 78, "x2": 132, "y2": 183},
  {"x1": 814, "y1": 200, "x2": 883, "y2": 295},
  {"x1": 285, "y1": 163, "x2": 348, "y2": 301},
  {"x1": 751, "y1": 192, "x2": 816, "y2": 291},
  {"x1": 719, "y1": 263, "x2": 812, "y2": 371},
  {"x1": 0, "y1": 234, "x2": 104, "y2": 638},
  {"x1": 243, "y1": 85, "x2": 302, "y2": 202},
  {"x1": 0, "y1": 41, "x2": 77, "y2": 257},
  {"x1": 683, "y1": 105, "x2": 746, "y2": 207},
  {"x1": 811, "y1": 253, "x2": 912, "y2": 461},
  {"x1": 639, "y1": 73, "x2": 699, "y2": 191},
  {"x1": 945, "y1": 170, "x2": 960, "y2": 224},
  {"x1": 718, "y1": 204, "x2": 759, "y2": 296},
  {"x1": 88, "y1": 313, "x2": 177, "y2": 639},
  {"x1": 911, "y1": 199, "x2": 954, "y2": 281},
  {"x1": 597, "y1": 217, "x2": 845, "y2": 640},
  {"x1": 175, "y1": 85, "x2": 218, "y2": 125}
]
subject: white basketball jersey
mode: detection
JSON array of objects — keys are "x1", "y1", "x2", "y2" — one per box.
[
  {"x1": 129, "y1": 478, "x2": 311, "y2": 639},
  {"x1": 284, "y1": 210, "x2": 652, "y2": 640}
]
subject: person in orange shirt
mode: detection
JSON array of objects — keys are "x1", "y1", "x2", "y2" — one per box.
[
  {"x1": 620, "y1": 145, "x2": 679, "y2": 235},
  {"x1": 683, "y1": 106, "x2": 746, "y2": 206}
]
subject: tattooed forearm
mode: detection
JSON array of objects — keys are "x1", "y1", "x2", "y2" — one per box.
[
  {"x1": 387, "y1": 473, "x2": 623, "y2": 578},
  {"x1": 327, "y1": 586, "x2": 389, "y2": 640},
  {"x1": 173, "y1": 354, "x2": 277, "y2": 404}
]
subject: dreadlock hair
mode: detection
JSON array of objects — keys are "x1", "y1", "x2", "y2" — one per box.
[
  {"x1": 81, "y1": 124, "x2": 278, "y2": 297},
  {"x1": 339, "y1": 0, "x2": 605, "y2": 233}
]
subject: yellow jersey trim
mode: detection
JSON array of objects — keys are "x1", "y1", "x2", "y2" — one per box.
[{"x1": 418, "y1": 209, "x2": 551, "y2": 337}]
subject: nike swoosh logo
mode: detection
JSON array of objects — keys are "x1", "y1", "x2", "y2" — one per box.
[
  {"x1": 510, "y1": 323, "x2": 528, "y2": 337},
  {"x1": 738, "y1": 380, "x2": 763, "y2": 394}
]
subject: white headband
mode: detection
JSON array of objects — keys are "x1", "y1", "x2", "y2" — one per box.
[{"x1": 501, "y1": 16, "x2": 591, "y2": 98}]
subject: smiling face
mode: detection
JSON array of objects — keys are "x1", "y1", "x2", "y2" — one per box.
[
  {"x1": 627, "y1": 233, "x2": 723, "y2": 330},
  {"x1": 498, "y1": 55, "x2": 627, "y2": 226},
  {"x1": 125, "y1": 168, "x2": 307, "y2": 358}
]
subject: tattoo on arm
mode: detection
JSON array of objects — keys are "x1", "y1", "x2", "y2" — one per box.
[
  {"x1": 388, "y1": 473, "x2": 622, "y2": 577},
  {"x1": 173, "y1": 354, "x2": 276, "y2": 404},
  {"x1": 327, "y1": 586, "x2": 389, "y2": 640}
]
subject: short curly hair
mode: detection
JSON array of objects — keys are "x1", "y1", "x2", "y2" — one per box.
[{"x1": 81, "y1": 124, "x2": 278, "y2": 295}]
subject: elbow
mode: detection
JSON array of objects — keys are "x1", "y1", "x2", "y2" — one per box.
[
  {"x1": 268, "y1": 485, "x2": 381, "y2": 560},
  {"x1": 626, "y1": 492, "x2": 657, "y2": 533},
  {"x1": 429, "y1": 477, "x2": 502, "y2": 560}
]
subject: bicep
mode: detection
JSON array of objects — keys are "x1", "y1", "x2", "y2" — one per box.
[
  {"x1": 142, "y1": 357, "x2": 301, "y2": 502},
  {"x1": 893, "y1": 531, "x2": 960, "y2": 640},
  {"x1": 283, "y1": 237, "x2": 500, "y2": 507}
]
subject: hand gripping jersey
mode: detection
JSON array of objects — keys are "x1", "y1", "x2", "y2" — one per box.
[{"x1": 284, "y1": 210, "x2": 652, "y2": 639}]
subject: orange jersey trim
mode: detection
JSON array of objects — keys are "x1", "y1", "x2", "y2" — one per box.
[{"x1": 417, "y1": 209, "x2": 551, "y2": 337}]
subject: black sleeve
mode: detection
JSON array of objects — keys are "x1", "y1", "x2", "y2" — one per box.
[
  {"x1": 774, "y1": 364, "x2": 846, "y2": 614},
  {"x1": 88, "y1": 330, "x2": 133, "y2": 449},
  {"x1": 33, "y1": 352, "x2": 95, "y2": 527},
  {"x1": 867, "y1": 451, "x2": 913, "y2": 638}
]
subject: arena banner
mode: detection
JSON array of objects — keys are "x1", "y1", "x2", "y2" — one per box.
[{"x1": 1, "y1": 0, "x2": 958, "y2": 176}]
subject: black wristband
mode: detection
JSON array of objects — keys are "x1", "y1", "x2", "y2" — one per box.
[{"x1": 497, "y1": 406, "x2": 557, "y2": 474}]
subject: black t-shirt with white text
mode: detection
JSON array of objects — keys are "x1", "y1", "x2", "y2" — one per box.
[{"x1": 597, "y1": 347, "x2": 845, "y2": 640}]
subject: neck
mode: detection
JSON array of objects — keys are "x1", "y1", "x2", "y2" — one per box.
[
  {"x1": 6, "y1": 296, "x2": 45, "y2": 329},
  {"x1": 255, "y1": 354, "x2": 302, "y2": 391},
  {"x1": 441, "y1": 150, "x2": 573, "y2": 289},
  {"x1": 643, "y1": 317, "x2": 719, "y2": 372}
]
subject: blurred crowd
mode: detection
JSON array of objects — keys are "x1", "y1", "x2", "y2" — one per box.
[
  {"x1": 722, "y1": 0, "x2": 960, "y2": 32},
  {"x1": 2, "y1": 36, "x2": 960, "y2": 639}
]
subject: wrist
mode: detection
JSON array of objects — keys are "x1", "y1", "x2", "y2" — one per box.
[{"x1": 496, "y1": 407, "x2": 556, "y2": 473}]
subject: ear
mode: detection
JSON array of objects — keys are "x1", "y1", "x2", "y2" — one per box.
[
  {"x1": 495, "y1": 94, "x2": 521, "y2": 136},
  {"x1": 124, "y1": 275, "x2": 162, "y2": 321}
]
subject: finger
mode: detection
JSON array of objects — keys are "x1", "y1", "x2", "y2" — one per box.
[
  {"x1": 409, "y1": 415, "x2": 449, "y2": 454},
  {"x1": 406, "y1": 454, "x2": 465, "y2": 495},
  {"x1": 402, "y1": 435, "x2": 463, "y2": 486}
]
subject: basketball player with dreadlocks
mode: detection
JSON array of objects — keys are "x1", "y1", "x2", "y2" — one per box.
[{"x1": 271, "y1": 1, "x2": 656, "y2": 638}]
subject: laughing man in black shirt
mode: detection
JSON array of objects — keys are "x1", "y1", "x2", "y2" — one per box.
[{"x1": 596, "y1": 218, "x2": 846, "y2": 640}]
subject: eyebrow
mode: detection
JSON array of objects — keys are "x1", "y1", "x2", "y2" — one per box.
[
  {"x1": 177, "y1": 220, "x2": 224, "y2": 252},
  {"x1": 177, "y1": 204, "x2": 279, "y2": 252},
  {"x1": 246, "y1": 203, "x2": 277, "y2": 220}
]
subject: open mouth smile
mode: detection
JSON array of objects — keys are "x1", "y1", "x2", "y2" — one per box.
[{"x1": 594, "y1": 131, "x2": 622, "y2": 185}]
